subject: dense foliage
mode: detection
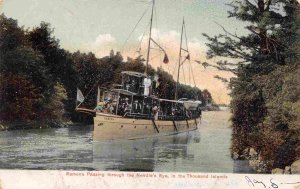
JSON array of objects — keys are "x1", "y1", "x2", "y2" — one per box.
[
  {"x1": 0, "y1": 14, "x2": 212, "y2": 126},
  {"x1": 203, "y1": 0, "x2": 300, "y2": 171}
]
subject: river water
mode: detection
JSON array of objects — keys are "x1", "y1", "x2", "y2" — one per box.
[{"x1": 0, "y1": 110, "x2": 254, "y2": 173}]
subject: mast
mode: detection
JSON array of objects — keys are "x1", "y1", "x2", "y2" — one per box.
[
  {"x1": 145, "y1": 0, "x2": 155, "y2": 75},
  {"x1": 175, "y1": 18, "x2": 185, "y2": 100}
]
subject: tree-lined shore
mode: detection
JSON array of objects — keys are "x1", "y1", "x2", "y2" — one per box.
[
  {"x1": 1, "y1": 0, "x2": 299, "y2": 174},
  {"x1": 204, "y1": 0, "x2": 300, "y2": 173},
  {"x1": 0, "y1": 14, "x2": 214, "y2": 130}
]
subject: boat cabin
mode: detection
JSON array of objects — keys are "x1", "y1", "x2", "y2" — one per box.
[
  {"x1": 95, "y1": 71, "x2": 201, "y2": 120},
  {"x1": 119, "y1": 71, "x2": 146, "y2": 95},
  {"x1": 114, "y1": 71, "x2": 158, "y2": 96}
]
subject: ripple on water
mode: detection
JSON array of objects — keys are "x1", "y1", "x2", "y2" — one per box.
[{"x1": 0, "y1": 112, "x2": 253, "y2": 173}]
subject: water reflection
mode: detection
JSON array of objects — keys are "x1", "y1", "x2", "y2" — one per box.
[
  {"x1": 0, "y1": 111, "x2": 254, "y2": 173},
  {"x1": 0, "y1": 128, "x2": 93, "y2": 170},
  {"x1": 92, "y1": 131, "x2": 200, "y2": 171},
  {"x1": 233, "y1": 160, "x2": 256, "y2": 173}
]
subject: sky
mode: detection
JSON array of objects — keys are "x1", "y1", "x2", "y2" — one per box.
[{"x1": 0, "y1": 0, "x2": 248, "y2": 104}]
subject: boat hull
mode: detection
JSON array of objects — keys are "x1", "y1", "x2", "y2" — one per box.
[{"x1": 93, "y1": 113, "x2": 200, "y2": 140}]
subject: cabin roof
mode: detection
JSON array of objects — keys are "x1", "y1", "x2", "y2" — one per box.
[
  {"x1": 121, "y1": 71, "x2": 146, "y2": 77},
  {"x1": 160, "y1": 99, "x2": 184, "y2": 103},
  {"x1": 178, "y1": 98, "x2": 202, "y2": 104},
  {"x1": 151, "y1": 97, "x2": 184, "y2": 104},
  {"x1": 110, "y1": 89, "x2": 138, "y2": 96}
]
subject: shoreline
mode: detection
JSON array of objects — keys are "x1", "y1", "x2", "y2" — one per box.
[
  {"x1": 0, "y1": 107, "x2": 225, "y2": 132},
  {"x1": 0, "y1": 120, "x2": 72, "y2": 131}
]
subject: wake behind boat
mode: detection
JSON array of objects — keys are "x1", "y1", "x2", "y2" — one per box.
[{"x1": 76, "y1": 0, "x2": 202, "y2": 140}]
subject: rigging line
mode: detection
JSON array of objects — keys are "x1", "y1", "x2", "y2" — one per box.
[
  {"x1": 77, "y1": 82, "x2": 99, "y2": 108},
  {"x1": 172, "y1": 63, "x2": 177, "y2": 78},
  {"x1": 182, "y1": 63, "x2": 186, "y2": 84},
  {"x1": 190, "y1": 60, "x2": 196, "y2": 87},
  {"x1": 184, "y1": 20, "x2": 189, "y2": 53},
  {"x1": 120, "y1": 6, "x2": 150, "y2": 53},
  {"x1": 189, "y1": 60, "x2": 191, "y2": 84},
  {"x1": 185, "y1": 27, "x2": 192, "y2": 85},
  {"x1": 150, "y1": 38, "x2": 166, "y2": 52},
  {"x1": 183, "y1": 19, "x2": 196, "y2": 87},
  {"x1": 180, "y1": 56, "x2": 188, "y2": 66},
  {"x1": 154, "y1": 7, "x2": 162, "y2": 67},
  {"x1": 154, "y1": 4, "x2": 163, "y2": 68},
  {"x1": 189, "y1": 60, "x2": 197, "y2": 87},
  {"x1": 154, "y1": 5, "x2": 158, "y2": 42},
  {"x1": 136, "y1": 21, "x2": 150, "y2": 55}
]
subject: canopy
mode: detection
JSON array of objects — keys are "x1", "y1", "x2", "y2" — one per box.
[
  {"x1": 121, "y1": 71, "x2": 147, "y2": 77},
  {"x1": 111, "y1": 89, "x2": 137, "y2": 96}
]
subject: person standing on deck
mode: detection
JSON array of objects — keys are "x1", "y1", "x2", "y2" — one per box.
[{"x1": 143, "y1": 76, "x2": 151, "y2": 96}]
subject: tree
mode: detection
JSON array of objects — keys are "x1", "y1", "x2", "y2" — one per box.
[
  {"x1": 0, "y1": 14, "x2": 26, "y2": 52},
  {"x1": 0, "y1": 15, "x2": 76, "y2": 124},
  {"x1": 27, "y1": 22, "x2": 63, "y2": 90},
  {"x1": 202, "y1": 0, "x2": 300, "y2": 171},
  {"x1": 0, "y1": 73, "x2": 43, "y2": 121},
  {"x1": 45, "y1": 82, "x2": 68, "y2": 120},
  {"x1": 0, "y1": 15, "x2": 51, "y2": 122},
  {"x1": 203, "y1": 0, "x2": 299, "y2": 75}
]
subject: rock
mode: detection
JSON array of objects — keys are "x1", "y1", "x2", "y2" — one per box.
[
  {"x1": 242, "y1": 148, "x2": 249, "y2": 159},
  {"x1": 284, "y1": 166, "x2": 291, "y2": 174},
  {"x1": 249, "y1": 159, "x2": 260, "y2": 168},
  {"x1": 249, "y1": 148, "x2": 258, "y2": 159},
  {"x1": 291, "y1": 159, "x2": 300, "y2": 174},
  {"x1": 272, "y1": 168, "x2": 284, "y2": 174},
  {"x1": 248, "y1": 154, "x2": 268, "y2": 173},
  {"x1": 232, "y1": 152, "x2": 239, "y2": 160}
]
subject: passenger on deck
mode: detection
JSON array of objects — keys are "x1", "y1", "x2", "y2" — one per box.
[
  {"x1": 111, "y1": 100, "x2": 117, "y2": 114},
  {"x1": 185, "y1": 109, "x2": 192, "y2": 118},
  {"x1": 143, "y1": 76, "x2": 151, "y2": 96},
  {"x1": 102, "y1": 98, "x2": 112, "y2": 113},
  {"x1": 124, "y1": 98, "x2": 130, "y2": 116},
  {"x1": 94, "y1": 101, "x2": 104, "y2": 112},
  {"x1": 119, "y1": 98, "x2": 129, "y2": 116},
  {"x1": 109, "y1": 104, "x2": 114, "y2": 114},
  {"x1": 171, "y1": 107, "x2": 176, "y2": 116},
  {"x1": 133, "y1": 100, "x2": 141, "y2": 113},
  {"x1": 152, "y1": 103, "x2": 159, "y2": 120}
]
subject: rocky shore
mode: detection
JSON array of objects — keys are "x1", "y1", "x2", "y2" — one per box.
[
  {"x1": 233, "y1": 148, "x2": 300, "y2": 174},
  {"x1": 271, "y1": 159, "x2": 300, "y2": 174}
]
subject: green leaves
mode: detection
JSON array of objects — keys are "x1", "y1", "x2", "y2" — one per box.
[
  {"x1": 0, "y1": 72, "x2": 44, "y2": 121},
  {"x1": 202, "y1": 0, "x2": 300, "y2": 171},
  {"x1": 0, "y1": 14, "x2": 214, "y2": 124}
]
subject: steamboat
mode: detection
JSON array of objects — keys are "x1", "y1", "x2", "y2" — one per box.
[{"x1": 76, "y1": 0, "x2": 202, "y2": 140}]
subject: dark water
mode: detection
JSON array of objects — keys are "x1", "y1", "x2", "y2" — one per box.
[{"x1": 0, "y1": 111, "x2": 254, "y2": 173}]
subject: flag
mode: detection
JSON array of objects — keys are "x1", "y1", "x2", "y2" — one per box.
[
  {"x1": 186, "y1": 54, "x2": 190, "y2": 60},
  {"x1": 163, "y1": 53, "x2": 169, "y2": 64},
  {"x1": 76, "y1": 88, "x2": 85, "y2": 103}
]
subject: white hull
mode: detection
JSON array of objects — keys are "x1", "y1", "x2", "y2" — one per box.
[{"x1": 93, "y1": 112, "x2": 200, "y2": 140}]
